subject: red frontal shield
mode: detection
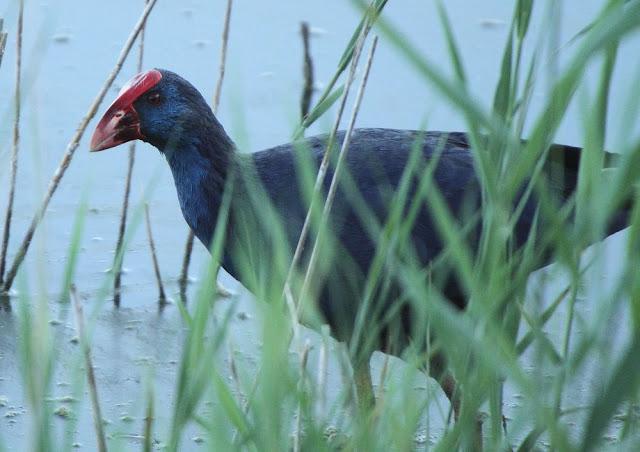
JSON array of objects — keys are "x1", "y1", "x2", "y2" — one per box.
[{"x1": 90, "y1": 69, "x2": 163, "y2": 151}]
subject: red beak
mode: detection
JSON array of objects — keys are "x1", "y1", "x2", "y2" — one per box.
[{"x1": 90, "y1": 69, "x2": 163, "y2": 152}]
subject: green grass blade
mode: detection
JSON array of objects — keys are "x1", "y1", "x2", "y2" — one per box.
[
  {"x1": 436, "y1": 0, "x2": 467, "y2": 84},
  {"x1": 515, "y1": 0, "x2": 534, "y2": 40},
  {"x1": 580, "y1": 334, "x2": 640, "y2": 452},
  {"x1": 493, "y1": 26, "x2": 514, "y2": 119},
  {"x1": 58, "y1": 190, "x2": 89, "y2": 302}
]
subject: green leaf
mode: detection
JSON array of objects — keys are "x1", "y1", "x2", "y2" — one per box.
[
  {"x1": 296, "y1": 0, "x2": 388, "y2": 136},
  {"x1": 300, "y1": 86, "x2": 344, "y2": 130},
  {"x1": 516, "y1": 0, "x2": 534, "y2": 40},
  {"x1": 493, "y1": 26, "x2": 514, "y2": 119},
  {"x1": 517, "y1": 427, "x2": 544, "y2": 452},
  {"x1": 58, "y1": 192, "x2": 89, "y2": 302},
  {"x1": 213, "y1": 372, "x2": 251, "y2": 439},
  {"x1": 580, "y1": 334, "x2": 640, "y2": 452},
  {"x1": 436, "y1": 0, "x2": 467, "y2": 84}
]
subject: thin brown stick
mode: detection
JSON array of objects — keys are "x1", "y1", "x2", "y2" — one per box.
[
  {"x1": 113, "y1": 0, "x2": 149, "y2": 306},
  {"x1": 298, "y1": 36, "x2": 379, "y2": 315},
  {"x1": 70, "y1": 285, "x2": 108, "y2": 452},
  {"x1": 300, "y1": 21, "x2": 314, "y2": 120},
  {"x1": 144, "y1": 204, "x2": 166, "y2": 303},
  {"x1": 0, "y1": 0, "x2": 24, "y2": 287},
  {"x1": 179, "y1": 0, "x2": 233, "y2": 299},
  {"x1": 112, "y1": 140, "x2": 136, "y2": 307},
  {"x1": 1, "y1": 0, "x2": 159, "y2": 293},
  {"x1": 0, "y1": 19, "x2": 8, "y2": 69},
  {"x1": 282, "y1": 21, "x2": 373, "y2": 314},
  {"x1": 179, "y1": 231, "x2": 195, "y2": 300},
  {"x1": 212, "y1": 0, "x2": 233, "y2": 113}
]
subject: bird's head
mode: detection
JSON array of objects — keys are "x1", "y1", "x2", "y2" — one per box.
[{"x1": 90, "y1": 69, "x2": 214, "y2": 153}]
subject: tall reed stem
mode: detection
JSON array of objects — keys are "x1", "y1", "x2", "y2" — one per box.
[
  {"x1": 1, "y1": 0, "x2": 159, "y2": 293},
  {"x1": 298, "y1": 36, "x2": 379, "y2": 314},
  {"x1": 300, "y1": 21, "x2": 314, "y2": 120},
  {"x1": 0, "y1": 0, "x2": 24, "y2": 287},
  {"x1": 144, "y1": 204, "x2": 167, "y2": 303},
  {"x1": 0, "y1": 19, "x2": 8, "y2": 69},
  {"x1": 113, "y1": 0, "x2": 149, "y2": 306},
  {"x1": 282, "y1": 19, "x2": 373, "y2": 318},
  {"x1": 70, "y1": 285, "x2": 108, "y2": 452}
]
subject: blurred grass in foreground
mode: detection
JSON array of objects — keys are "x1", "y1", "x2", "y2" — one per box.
[{"x1": 3, "y1": 0, "x2": 640, "y2": 450}]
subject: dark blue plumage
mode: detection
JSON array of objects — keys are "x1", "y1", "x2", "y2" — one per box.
[
  {"x1": 92, "y1": 68, "x2": 631, "y2": 414},
  {"x1": 130, "y1": 70, "x2": 632, "y2": 350}
]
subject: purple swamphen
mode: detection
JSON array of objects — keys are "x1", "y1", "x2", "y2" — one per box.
[{"x1": 90, "y1": 69, "x2": 630, "y2": 417}]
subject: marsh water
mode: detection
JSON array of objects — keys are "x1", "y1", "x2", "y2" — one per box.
[{"x1": 0, "y1": 0, "x2": 639, "y2": 449}]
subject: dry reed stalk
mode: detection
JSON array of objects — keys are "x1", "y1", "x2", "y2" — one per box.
[
  {"x1": 70, "y1": 285, "x2": 108, "y2": 452},
  {"x1": 113, "y1": 0, "x2": 149, "y2": 306},
  {"x1": 0, "y1": 19, "x2": 8, "y2": 69},
  {"x1": 281, "y1": 20, "x2": 373, "y2": 317},
  {"x1": 144, "y1": 204, "x2": 167, "y2": 303},
  {"x1": 0, "y1": 0, "x2": 24, "y2": 287},
  {"x1": 233, "y1": 28, "x2": 377, "y2": 444},
  {"x1": 211, "y1": 0, "x2": 233, "y2": 113},
  {"x1": 298, "y1": 36, "x2": 379, "y2": 314},
  {"x1": 1, "y1": 0, "x2": 159, "y2": 293},
  {"x1": 300, "y1": 21, "x2": 314, "y2": 120}
]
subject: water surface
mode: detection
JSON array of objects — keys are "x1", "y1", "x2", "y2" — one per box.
[{"x1": 0, "y1": 0, "x2": 638, "y2": 449}]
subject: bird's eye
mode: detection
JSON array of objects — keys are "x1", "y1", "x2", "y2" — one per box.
[{"x1": 147, "y1": 92, "x2": 161, "y2": 105}]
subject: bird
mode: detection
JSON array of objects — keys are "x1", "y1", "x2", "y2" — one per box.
[{"x1": 90, "y1": 68, "x2": 631, "y2": 420}]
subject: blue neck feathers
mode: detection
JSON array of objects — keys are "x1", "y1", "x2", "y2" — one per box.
[{"x1": 163, "y1": 121, "x2": 235, "y2": 250}]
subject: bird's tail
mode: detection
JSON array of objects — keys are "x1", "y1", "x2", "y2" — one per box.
[{"x1": 544, "y1": 143, "x2": 630, "y2": 236}]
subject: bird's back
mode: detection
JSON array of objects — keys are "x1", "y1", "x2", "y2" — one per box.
[
  {"x1": 226, "y1": 128, "x2": 629, "y2": 350},
  {"x1": 233, "y1": 129, "x2": 480, "y2": 342},
  {"x1": 248, "y1": 129, "x2": 475, "y2": 266}
]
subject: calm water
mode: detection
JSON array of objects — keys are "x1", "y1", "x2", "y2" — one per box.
[{"x1": 0, "y1": 0, "x2": 638, "y2": 449}]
